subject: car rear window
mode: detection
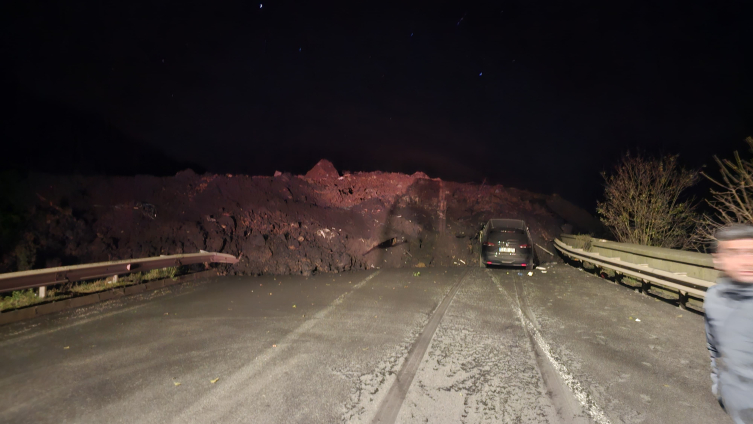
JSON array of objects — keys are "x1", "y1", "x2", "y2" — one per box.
[{"x1": 488, "y1": 228, "x2": 526, "y2": 243}]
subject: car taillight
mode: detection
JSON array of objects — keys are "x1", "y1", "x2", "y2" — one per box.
[
  {"x1": 521, "y1": 263, "x2": 527, "y2": 267},
  {"x1": 519, "y1": 244, "x2": 530, "y2": 248},
  {"x1": 486, "y1": 261, "x2": 492, "y2": 265},
  {"x1": 483, "y1": 242, "x2": 496, "y2": 247}
]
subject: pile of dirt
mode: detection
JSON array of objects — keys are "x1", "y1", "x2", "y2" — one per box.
[{"x1": 0, "y1": 160, "x2": 600, "y2": 276}]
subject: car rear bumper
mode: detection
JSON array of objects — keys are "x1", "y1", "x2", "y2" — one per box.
[
  {"x1": 483, "y1": 260, "x2": 528, "y2": 266},
  {"x1": 481, "y1": 252, "x2": 532, "y2": 266}
]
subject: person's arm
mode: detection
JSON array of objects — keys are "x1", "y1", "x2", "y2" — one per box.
[{"x1": 705, "y1": 313, "x2": 721, "y2": 398}]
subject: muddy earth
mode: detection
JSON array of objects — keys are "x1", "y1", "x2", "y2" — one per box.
[{"x1": 0, "y1": 160, "x2": 604, "y2": 276}]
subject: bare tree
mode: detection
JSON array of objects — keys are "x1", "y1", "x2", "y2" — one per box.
[
  {"x1": 690, "y1": 137, "x2": 753, "y2": 250},
  {"x1": 597, "y1": 153, "x2": 698, "y2": 248}
]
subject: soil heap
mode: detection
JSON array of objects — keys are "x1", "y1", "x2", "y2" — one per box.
[{"x1": 1, "y1": 161, "x2": 602, "y2": 276}]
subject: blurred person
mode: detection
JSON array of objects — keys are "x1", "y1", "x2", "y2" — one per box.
[{"x1": 707, "y1": 224, "x2": 753, "y2": 424}]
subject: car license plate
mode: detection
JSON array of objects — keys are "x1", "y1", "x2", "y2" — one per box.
[{"x1": 499, "y1": 247, "x2": 515, "y2": 253}]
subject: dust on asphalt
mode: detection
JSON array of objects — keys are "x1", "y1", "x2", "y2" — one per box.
[
  {"x1": 395, "y1": 269, "x2": 558, "y2": 423},
  {"x1": 0, "y1": 265, "x2": 731, "y2": 423}
]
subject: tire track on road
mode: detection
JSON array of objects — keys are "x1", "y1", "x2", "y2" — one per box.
[
  {"x1": 488, "y1": 270, "x2": 610, "y2": 424},
  {"x1": 371, "y1": 270, "x2": 469, "y2": 424}
]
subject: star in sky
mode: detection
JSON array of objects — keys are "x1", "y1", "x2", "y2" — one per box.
[{"x1": 457, "y1": 13, "x2": 466, "y2": 26}]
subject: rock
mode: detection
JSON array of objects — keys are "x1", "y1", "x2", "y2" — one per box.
[
  {"x1": 305, "y1": 159, "x2": 339, "y2": 179},
  {"x1": 412, "y1": 171, "x2": 430, "y2": 179},
  {"x1": 274, "y1": 171, "x2": 282, "y2": 177},
  {"x1": 249, "y1": 233, "x2": 265, "y2": 247}
]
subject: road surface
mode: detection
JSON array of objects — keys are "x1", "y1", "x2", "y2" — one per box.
[{"x1": 0, "y1": 264, "x2": 729, "y2": 423}]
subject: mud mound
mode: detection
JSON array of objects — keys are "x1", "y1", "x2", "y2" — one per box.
[
  {"x1": 305, "y1": 159, "x2": 339, "y2": 180},
  {"x1": 0, "y1": 162, "x2": 599, "y2": 276}
]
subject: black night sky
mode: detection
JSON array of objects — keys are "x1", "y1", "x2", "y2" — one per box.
[{"x1": 4, "y1": 0, "x2": 752, "y2": 210}]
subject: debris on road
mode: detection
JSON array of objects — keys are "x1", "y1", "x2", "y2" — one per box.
[
  {"x1": 527, "y1": 271, "x2": 533, "y2": 276},
  {"x1": 210, "y1": 378, "x2": 220, "y2": 384},
  {"x1": 174, "y1": 382, "x2": 181, "y2": 386}
]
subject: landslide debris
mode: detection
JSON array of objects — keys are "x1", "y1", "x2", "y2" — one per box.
[{"x1": 0, "y1": 160, "x2": 599, "y2": 276}]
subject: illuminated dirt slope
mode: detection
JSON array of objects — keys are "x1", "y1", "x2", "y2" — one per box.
[{"x1": 1, "y1": 160, "x2": 600, "y2": 275}]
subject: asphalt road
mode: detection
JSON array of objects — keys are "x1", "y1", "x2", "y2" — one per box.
[{"x1": 0, "y1": 264, "x2": 730, "y2": 423}]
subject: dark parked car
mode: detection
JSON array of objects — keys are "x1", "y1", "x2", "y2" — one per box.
[{"x1": 479, "y1": 219, "x2": 536, "y2": 269}]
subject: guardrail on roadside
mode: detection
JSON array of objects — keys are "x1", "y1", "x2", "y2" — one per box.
[
  {"x1": 0, "y1": 252, "x2": 239, "y2": 297},
  {"x1": 554, "y1": 235, "x2": 719, "y2": 308}
]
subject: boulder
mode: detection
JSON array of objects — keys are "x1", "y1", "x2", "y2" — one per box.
[{"x1": 305, "y1": 159, "x2": 339, "y2": 179}]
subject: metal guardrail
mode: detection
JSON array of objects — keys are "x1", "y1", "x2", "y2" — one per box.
[
  {"x1": 559, "y1": 234, "x2": 718, "y2": 282},
  {"x1": 554, "y1": 236, "x2": 718, "y2": 306},
  {"x1": 0, "y1": 252, "x2": 239, "y2": 295}
]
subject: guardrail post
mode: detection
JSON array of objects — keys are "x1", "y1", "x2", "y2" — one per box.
[
  {"x1": 112, "y1": 275, "x2": 118, "y2": 284},
  {"x1": 640, "y1": 280, "x2": 651, "y2": 294},
  {"x1": 678, "y1": 291, "x2": 688, "y2": 310},
  {"x1": 38, "y1": 286, "x2": 46, "y2": 299}
]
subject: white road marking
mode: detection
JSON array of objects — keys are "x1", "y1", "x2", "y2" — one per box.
[
  {"x1": 169, "y1": 270, "x2": 382, "y2": 423},
  {"x1": 0, "y1": 301, "x2": 151, "y2": 347},
  {"x1": 0, "y1": 281, "x2": 216, "y2": 346}
]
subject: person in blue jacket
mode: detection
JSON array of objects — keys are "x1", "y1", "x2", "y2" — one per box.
[{"x1": 706, "y1": 224, "x2": 753, "y2": 424}]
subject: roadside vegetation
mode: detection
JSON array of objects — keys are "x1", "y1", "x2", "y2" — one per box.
[
  {"x1": 597, "y1": 137, "x2": 753, "y2": 252},
  {"x1": 597, "y1": 153, "x2": 698, "y2": 249},
  {"x1": 0, "y1": 267, "x2": 180, "y2": 312},
  {"x1": 689, "y1": 136, "x2": 753, "y2": 250}
]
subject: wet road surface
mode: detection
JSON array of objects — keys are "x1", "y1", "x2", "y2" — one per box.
[{"x1": 0, "y1": 264, "x2": 730, "y2": 423}]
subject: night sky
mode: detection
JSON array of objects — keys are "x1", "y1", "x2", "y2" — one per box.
[{"x1": 4, "y1": 0, "x2": 752, "y2": 210}]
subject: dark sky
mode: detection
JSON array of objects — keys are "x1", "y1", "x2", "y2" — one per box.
[{"x1": 3, "y1": 0, "x2": 752, "y2": 210}]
